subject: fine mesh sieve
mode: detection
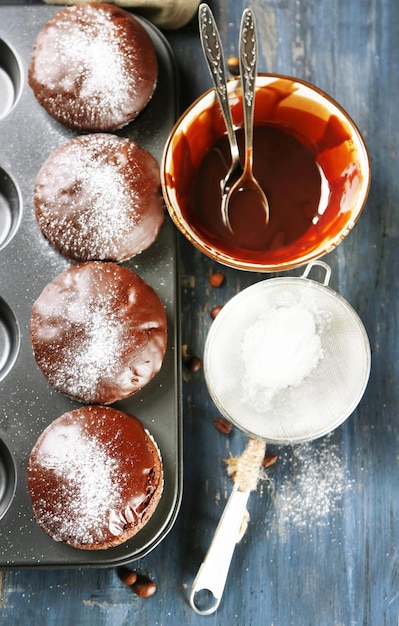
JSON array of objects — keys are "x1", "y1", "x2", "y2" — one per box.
[
  {"x1": 204, "y1": 261, "x2": 371, "y2": 444},
  {"x1": 190, "y1": 260, "x2": 371, "y2": 615}
]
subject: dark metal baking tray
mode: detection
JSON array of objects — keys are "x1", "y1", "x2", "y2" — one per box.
[{"x1": 0, "y1": 5, "x2": 182, "y2": 568}]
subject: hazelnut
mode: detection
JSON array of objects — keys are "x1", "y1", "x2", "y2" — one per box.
[
  {"x1": 210, "y1": 305, "x2": 223, "y2": 319},
  {"x1": 209, "y1": 272, "x2": 225, "y2": 288},
  {"x1": 187, "y1": 355, "x2": 202, "y2": 372},
  {"x1": 214, "y1": 417, "x2": 232, "y2": 434},
  {"x1": 262, "y1": 454, "x2": 278, "y2": 469},
  {"x1": 118, "y1": 567, "x2": 138, "y2": 586},
  {"x1": 132, "y1": 575, "x2": 157, "y2": 598}
]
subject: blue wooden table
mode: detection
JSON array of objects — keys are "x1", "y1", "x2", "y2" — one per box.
[{"x1": 0, "y1": 0, "x2": 398, "y2": 624}]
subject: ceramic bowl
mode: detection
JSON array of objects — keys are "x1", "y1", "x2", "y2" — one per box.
[{"x1": 161, "y1": 74, "x2": 370, "y2": 272}]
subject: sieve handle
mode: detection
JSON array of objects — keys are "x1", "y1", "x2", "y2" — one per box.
[
  {"x1": 189, "y1": 484, "x2": 250, "y2": 615},
  {"x1": 301, "y1": 260, "x2": 331, "y2": 286}
]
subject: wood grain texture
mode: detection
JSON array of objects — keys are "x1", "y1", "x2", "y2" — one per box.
[{"x1": 0, "y1": 0, "x2": 398, "y2": 624}]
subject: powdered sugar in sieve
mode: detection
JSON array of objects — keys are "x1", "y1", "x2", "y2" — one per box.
[{"x1": 204, "y1": 261, "x2": 371, "y2": 443}]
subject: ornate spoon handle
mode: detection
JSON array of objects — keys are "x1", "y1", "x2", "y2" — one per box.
[
  {"x1": 198, "y1": 3, "x2": 239, "y2": 159},
  {"x1": 239, "y1": 8, "x2": 258, "y2": 167}
]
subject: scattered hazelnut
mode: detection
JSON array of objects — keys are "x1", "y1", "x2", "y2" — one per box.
[
  {"x1": 118, "y1": 567, "x2": 138, "y2": 586},
  {"x1": 187, "y1": 355, "x2": 202, "y2": 372},
  {"x1": 262, "y1": 454, "x2": 278, "y2": 469},
  {"x1": 209, "y1": 272, "x2": 225, "y2": 288},
  {"x1": 214, "y1": 417, "x2": 232, "y2": 434},
  {"x1": 210, "y1": 305, "x2": 223, "y2": 319},
  {"x1": 132, "y1": 575, "x2": 157, "y2": 598},
  {"x1": 227, "y1": 55, "x2": 240, "y2": 75}
]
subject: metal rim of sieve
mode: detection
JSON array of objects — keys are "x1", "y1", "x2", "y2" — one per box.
[{"x1": 204, "y1": 261, "x2": 371, "y2": 444}]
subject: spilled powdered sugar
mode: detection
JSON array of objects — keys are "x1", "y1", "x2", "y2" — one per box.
[
  {"x1": 36, "y1": 423, "x2": 123, "y2": 544},
  {"x1": 273, "y1": 439, "x2": 354, "y2": 529}
]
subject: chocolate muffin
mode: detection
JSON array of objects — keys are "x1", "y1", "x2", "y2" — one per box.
[
  {"x1": 30, "y1": 261, "x2": 167, "y2": 404},
  {"x1": 28, "y1": 3, "x2": 158, "y2": 131},
  {"x1": 28, "y1": 405, "x2": 163, "y2": 550},
  {"x1": 34, "y1": 134, "x2": 164, "y2": 262}
]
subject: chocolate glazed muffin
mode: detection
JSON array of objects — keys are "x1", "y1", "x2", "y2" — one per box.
[
  {"x1": 27, "y1": 406, "x2": 163, "y2": 550},
  {"x1": 34, "y1": 134, "x2": 164, "y2": 262},
  {"x1": 28, "y1": 2, "x2": 158, "y2": 131},
  {"x1": 30, "y1": 262, "x2": 168, "y2": 404}
]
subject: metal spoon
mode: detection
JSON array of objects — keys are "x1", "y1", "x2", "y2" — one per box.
[
  {"x1": 198, "y1": 4, "x2": 243, "y2": 229},
  {"x1": 223, "y1": 9, "x2": 270, "y2": 234}
]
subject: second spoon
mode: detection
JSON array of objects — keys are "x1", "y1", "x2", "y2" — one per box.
[{"x1": 222, "y1": 8, "x2": 270, "y2": 242}]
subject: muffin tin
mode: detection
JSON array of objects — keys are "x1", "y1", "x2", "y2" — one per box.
[{"x1": 0, "y1": 5, "x2": 181, "y2": 567}]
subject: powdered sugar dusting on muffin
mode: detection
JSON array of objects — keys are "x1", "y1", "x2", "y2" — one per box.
[
  {"x1": 52, "y1": 8, "x2": 133, "y2": 118},
  {"x1": 34, "y1": 134, "x2": 163, "y2": 262},
  {"x1": 50, "y1": 295, "x2": 128, "y2": 401},
  {"x1": 41, "y1": 140, "x2": 139, "y2": 259},
  {"x1": 28, "y1": 4, "x2": 158, "y2": 131},
  {"x1": 30, "y1": 262, "x2": 168, "y2": 404},
  {"x1": 28, "y1": 406, "x2": 164, "y2": 549},
  {"x1": 34, "y1": 422, "x2": 124, "y2": 545}
]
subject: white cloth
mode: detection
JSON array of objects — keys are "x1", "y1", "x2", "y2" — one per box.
[{"x1": 43, "y1": 0, "x2": 200, "y2": 29}]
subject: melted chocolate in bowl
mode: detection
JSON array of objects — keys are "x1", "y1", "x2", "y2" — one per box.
[
  {"x1": 161, "y1": 74, "x2": 370, "y2": 271},
  {"x1": 194, "y1": 126, "x2": 324, "y2": 251}
]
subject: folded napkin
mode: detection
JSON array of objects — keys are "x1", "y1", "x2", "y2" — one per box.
[{"x1": 43, "y1": 0, "x2": 200, "y2": 29}]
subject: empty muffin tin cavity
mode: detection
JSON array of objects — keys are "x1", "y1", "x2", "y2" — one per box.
[
  {"x1": 0, "y1": 438, "x2": 16, "y2": 520},
  {"x1": 0, "y1": 38, "x2": 22, "y2": 120},
  {"x1": 0, "y1": 168, "x2": 21, "y2": 250},
  {"x1": 0, "y1": 297, "x2": 20, "y2": 381}
]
